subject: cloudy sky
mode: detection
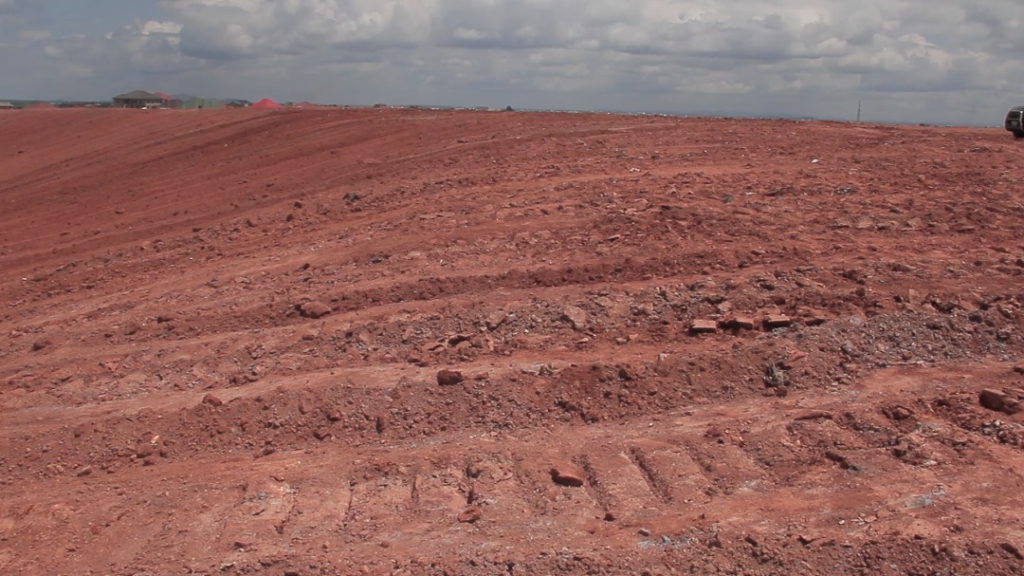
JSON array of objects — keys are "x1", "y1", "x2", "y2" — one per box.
[{"x1": 0, "y1": 0, "x2": 1021, "y2": 125}]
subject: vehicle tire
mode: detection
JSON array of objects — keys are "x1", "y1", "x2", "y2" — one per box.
[{"x1": 1015, "y1": 130, "x2": 1024, "y2": 139}]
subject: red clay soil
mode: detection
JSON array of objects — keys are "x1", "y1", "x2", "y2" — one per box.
[{"x1": 2, "y1": 108, "x2": 1024, "y2": 575}]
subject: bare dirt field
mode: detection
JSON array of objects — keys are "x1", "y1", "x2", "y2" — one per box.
[{"x1": 2, "y1": 107, "x2": 1024, "y2": 575}]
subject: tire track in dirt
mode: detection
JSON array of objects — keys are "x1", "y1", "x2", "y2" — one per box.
[{"x1": 4, "y1": 109, "x2": 1024, "y2": 574}]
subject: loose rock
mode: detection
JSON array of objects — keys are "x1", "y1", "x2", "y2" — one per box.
[
  {"x1": 689, "y1": 320, "x2": 718, "y2": 334},
  {"x1": 550, "y1": 466, "x2": 585, "y2": 487},
  {"x1": 299, "y1": 301, "x2": 332, "y2": 319},
  {"x1": 765, "y1": 314, "x2": 793, "y2": 329},
  {"x1": 202, "y1": 393, "x2": 224, "y2": 407},
  {"x1": 723, "y1": 316, "x2": 756, "y2": 331},
  {"x1": 980, "y1": 389, "x2": 1021, "y2": 414},
  {"x1": 436, "y1": 370, "x2": 464, "y2": 386},
  {"x1": 485, "y1": 312, "x2": 507, "y2": 331},
  {"x1": 562, "y1": 306, "x2": 588, "y2": 331},
  {"x1": 457, "y1": 507, "x2": 483, "y2": 523}
]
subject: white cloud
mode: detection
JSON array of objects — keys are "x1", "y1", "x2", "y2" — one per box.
[
  {"x1": 18, "y1": 29, "x2": 49, "y2": 41},
  {"x1": 140, "y1": 20, "x2": 183, "y2": 35},
  {"x1": 2, "y1": 0, "x2": 1023, "y2": 124}
]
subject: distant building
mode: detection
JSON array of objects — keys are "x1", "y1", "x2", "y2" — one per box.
[
  {"x1": 0, "y1": 102, "x2": 14, "y2": 110},
  {"x1": 112, "y1": 90, "x2": 164, "y2": 109}
]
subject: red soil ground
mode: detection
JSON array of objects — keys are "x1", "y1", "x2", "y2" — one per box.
[{"x1": 2, "y1": 107, "x2": 1024, "y2": 575}]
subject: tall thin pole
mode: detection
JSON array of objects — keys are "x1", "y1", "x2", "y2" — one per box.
[{"x1": 857, "y1": 100, "x2": 862, "y2": 123}]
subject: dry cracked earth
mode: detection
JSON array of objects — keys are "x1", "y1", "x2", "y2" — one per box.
[{"x1": 2, "y1": 107, "x2": 1024, "y2": 575}]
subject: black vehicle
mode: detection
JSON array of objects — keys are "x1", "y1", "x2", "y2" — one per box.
[{"x1": 1007, "y1": 106, "x2": 1024, "y2": 138}]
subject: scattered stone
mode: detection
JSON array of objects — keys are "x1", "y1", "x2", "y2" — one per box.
[
  {"x1": 457, "y1": 507, "x2": 483, "y2": 524},
  {"x1": 794, "y1": 411, "x2": 834, "y2": 421},
  {"x1": 123, "y1": 322, "x2": 140, "y2": 336},
  {"x1": 803, "y1": 310, "x2": 831, "y2": 326},
  {"x1": 485, "y1": 312, "x2": 507, "y2": 331},
  {"x1": 723, "y1": 316, "x2": 756, "y2": 330},
  {"x1": 885, "y1": 406, "x2": 914, "y2": 421},
  {"x1": 779, "y1": 351, "x2": 808, "y2": 370},
  {"x1": 156, "y1": 314, "x2": 175, "y2": 323},
  {"x1": 422, "y1": 341, "x2": 446, "y2": 353},
  {"x1": 689, "y1": 319, "x2": 718, "y2": 334},
  {"x1": 313, "y1": 429, "x2": 331, "y2": 441},
  {"x1": 562, "y1": 306, "x2": 588, "y2": 331},
  {"x1": 979, "y1": 389, "x2": 1021, "y2": 414},
  {"x1": 825, "y1": 451, "x2": 859, "y2": 471},
  {"x1": 31, "y1": 339, "x2": 51, "y2": 352},
  {"x1": 763, "y1": 364, "x2": 789, "y2": 388},
  {"x1": 764, "y1": 314, "x2": 792, "y2": 329},
  {"x1": 1014, "y1": 366, "x2": 1024, "y2": 375},
  {"x1": 436, "y1": 370, "x2": 464, "y2": 386},
  {"x1": 550, "y1": 466, "x2": 585, "y2": 487},
  {"x1": 1001, "y1": 542, "x2": 1024, "y2": 560},
  {"x1": 202, "y1": 393, "x2": 224, "y2": 407},
  {"x1": 298, "y1": 301, "x2": 331, "y2": 319},
  {"x1": 76, "y1": 466, "x2": 93, "y2": 477},
  {"x1": 638, "y1": 528, "x2": 652, "y2": 537}
]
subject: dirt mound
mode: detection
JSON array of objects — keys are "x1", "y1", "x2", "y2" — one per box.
[
  {"x1": 250, "y1": 98, "x2": 283, "y2": 109},
  {"x1": 2, "y1": 108, "x2": 1024, "y2": 574}
]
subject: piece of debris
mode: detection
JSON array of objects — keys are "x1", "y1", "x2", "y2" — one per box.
[
  {"x1": 202, "y1": 393, "x2": 224, "y2": 407},
  {"x1": 979, "y1": 389, "x2": 1021, "y2": 414},
  {"x1": 764, "y1": 314, "x2": 792, "y2": 329},
  {"x1": 689, "y1": 319, "x2": 718, "y2": 334},
  {"x1": 298, "y1": 301, "x2": 332, "y2": 319},
  {"x1": 825, "y1": 450, "x2": 859, "y2": 471},
  {"x1": 802, "y1": 309, "x2": 831, "y2": 326},
  {"x1": 562, "y1": 306, "x2": 588, "y2": 331},
  {"x1": 550, "y1": 466, "x2": 585, "y2": 487},
  {"x1": 485, "y1": 312, "x2": 507, "y2": 331},
  {"x1": 457, "y1": 507, "x2": 483, "y2": 524},
  {"x1": 722, "y1": 316, "x2": 756, "y2": 330},
  {"x1": 436, "y1": 370, "x2": 465, "y2": 386},
  {"x1": 794, "y1": 411, "x2": 834, "y2": 421},
  {"x1": 1001, "y1": 542, "x2": 1024, "y2": 560},
  {"x1": 884, "y1": 406, "x2": 914, "y2": 421},
  {"x1": 763, "y1": 363, "x2": 789, "y2": 388}
]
